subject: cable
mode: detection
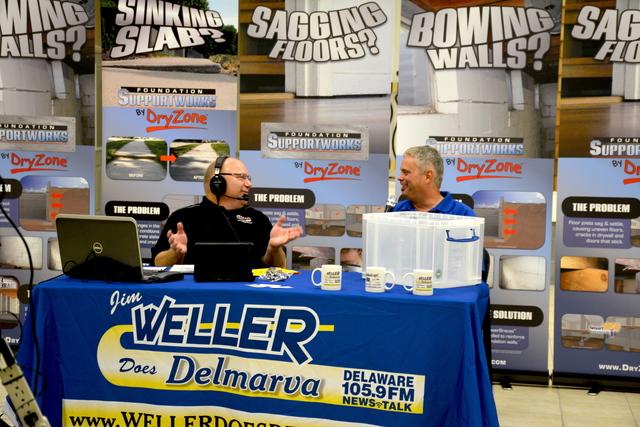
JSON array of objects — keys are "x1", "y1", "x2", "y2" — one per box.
[
  {"x1": 391, "y1": 70, "x2": 399, "y2": 159},
  {"x1": 0, "y1": 175, "x2": 41, "y2": 398},
  {"x1": 217, "y1": 205, "x2": 241, "y2": 243},
  {"x1": 64, "y1": 249, "x2": 140, "y2": 283}
]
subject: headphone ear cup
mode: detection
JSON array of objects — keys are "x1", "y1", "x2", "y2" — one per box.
[{"x1": 210, "y1": 174, "x2": 226, "y2": 198}]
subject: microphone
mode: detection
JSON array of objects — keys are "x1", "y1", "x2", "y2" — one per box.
[
  {"x1": 223, "y1": 194, "x2": 250, "y2": 202},
  {"x1": 384, "y1": 196, "x2": 397, "y2": 212}
]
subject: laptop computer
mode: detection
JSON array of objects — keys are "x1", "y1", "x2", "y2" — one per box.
[
  {"x1": 193, "y1": 242, "x2": 255, "y2": 282},
  {"x1": 55, "y1": 214, "x2": 182, "y2": 283}
]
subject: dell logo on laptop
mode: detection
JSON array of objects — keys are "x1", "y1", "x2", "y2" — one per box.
[{"x1": 92, "y1": 242, "x2": 103, "y2": 254}]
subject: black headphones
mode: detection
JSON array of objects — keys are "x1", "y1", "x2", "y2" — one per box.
[{"x1": 209, "y1": 156, "x2": 228, "y2": 200}]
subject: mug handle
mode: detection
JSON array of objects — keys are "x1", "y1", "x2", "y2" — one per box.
[
  {"x1": 402, "y1": 272, "x2": 414, "y2": 292},
  {"x1": 311, "y1": 268, "x2": 322, "y2": 286},
  {"x1": 384, "y1": 271, "x2": 396, "y2": 290}
]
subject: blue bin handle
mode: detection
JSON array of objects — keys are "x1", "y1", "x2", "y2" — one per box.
[{"x1": 446, "y1": 228, "x2": 479, "y2": 243}]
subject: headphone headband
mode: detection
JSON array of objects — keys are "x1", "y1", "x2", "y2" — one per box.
[
  {"x1": 214, "y1": 155, "x2": 228, "y2": 174},
  {"x1": 210, "y1": 156, "x2": 229, "y2": 201}
]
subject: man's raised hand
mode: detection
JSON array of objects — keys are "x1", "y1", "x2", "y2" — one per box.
[{"x1": 167, "y1": 222, "x2": 188, "y2": 255}]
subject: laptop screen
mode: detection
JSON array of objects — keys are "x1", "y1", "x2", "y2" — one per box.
[
  {"x1": 193, "y1": 242, "x2": 255, "y2": 282},
  {"x1": 56, "y1": 214, "x2": 144, "y2": 282}
]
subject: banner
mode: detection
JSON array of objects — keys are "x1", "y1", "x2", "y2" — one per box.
[
  {"x1": 554, "y1": 2, "x2": 640, "y2": 386},
  {"x1": 238, "y1": 0, "x2": 397, "y2": 272},
  {"x1": 20, "y1": 273, "x2": 497, "y2": 426},
  {"x1": 397, "y1": 1, "x2": 560, "y2": 380},
  {"x1": 0, "y1": 0, "x2": 95, "y2": 345},
  {"x1": 101, "y1": 0, "x2": 238, "y2": 259}
]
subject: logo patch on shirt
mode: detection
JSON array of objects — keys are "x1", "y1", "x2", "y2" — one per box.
[{"x1": 236, "y1": 214, "x2": 252, "y2": 224}]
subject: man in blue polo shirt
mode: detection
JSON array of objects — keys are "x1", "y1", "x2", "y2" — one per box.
[
  {"x1": 394, "y1": 145, "x2": 475, "y2": 216},
  {"x1": 394, "y1": 146, "x2": 492, "y2": 373}
]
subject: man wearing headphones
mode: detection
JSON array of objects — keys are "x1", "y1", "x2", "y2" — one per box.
[{"x1": 152, "y1": 156, "x2": 303, "y2": 267}]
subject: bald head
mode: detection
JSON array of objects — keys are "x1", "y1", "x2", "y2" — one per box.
[
  {"x1": 204, "y1": 157, "x2": 244, "y2": 190},
  {"x1": 204, "y1": 157, "x2": 252, "y2": 208}
]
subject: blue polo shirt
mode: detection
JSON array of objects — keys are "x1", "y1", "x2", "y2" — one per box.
[{"x1": 393, "y1": 191, "x2": 476, "y2": 216}]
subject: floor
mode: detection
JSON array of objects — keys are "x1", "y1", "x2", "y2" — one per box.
[
  {"x1": 239, "y1": 95, "x2": 392, "y2": 153},
  {"x1": 493, "y1": 384, "x2": 640, "y2": 427},
  {"x1": 557, "y1": 102, "x2": 640, "y2": 157}
]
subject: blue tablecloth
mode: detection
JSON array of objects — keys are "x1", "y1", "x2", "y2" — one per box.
[{"x1": 18, "y1": 272, "x2": 497, "y2": 427}]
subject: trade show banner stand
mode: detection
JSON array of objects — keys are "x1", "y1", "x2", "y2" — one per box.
[
  {"x1": 239, "y1": 0, "x2": 396, "y2": 272},
  {"x1": 100, "y1": 0, "x2": 238, "y2": 260},
  {"x1": 397, "y1": 2, "x2": 560, "y2": 383},
  {"x1": 553, "y1": 2, "x2": 640, "y2": 390},
  {"x1": 0, "y1": 0, "x2": 95, "y2": 345}
]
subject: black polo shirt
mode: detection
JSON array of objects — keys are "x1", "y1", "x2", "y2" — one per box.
[{"x1": 151, "y1": 197, "x2": 272, "y2": 267}]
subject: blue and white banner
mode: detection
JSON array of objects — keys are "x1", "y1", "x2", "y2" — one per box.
[
  {"x1": 555, "y1": 157, "x2": 640, "y2": 379},
  {"x1": 20, "y1": 272, "x2": 497, "y2": 427}
]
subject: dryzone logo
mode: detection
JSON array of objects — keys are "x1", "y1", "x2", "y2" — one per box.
[
  {"x1": 142, "y1": 108, "x2": 208, "y2": 132},
  {"x1": 451, "y1": 158, "x2": 523, "y2": 182},
  {"x1": 297, "y1": 161, "x2": 361, "y2": 183},
  {"x1": 8, "y1": 152, "x2": 68, "y2": 174},
  {"x1": 621, "y1": 159, "x2": 640, "y2": 185}
]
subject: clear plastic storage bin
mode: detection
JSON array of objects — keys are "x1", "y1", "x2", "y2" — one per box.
[{"x1": 363, "y1": 212, "x2": 485, "y2": 288}]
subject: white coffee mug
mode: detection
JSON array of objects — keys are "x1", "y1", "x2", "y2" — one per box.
[
  {"x1": 402, "y1": 269, "x2": 434, "y2": 296},
  {"x1": 311, "y1": 264, "x2": 342, "y2": 291},
  {"x1": 365, "y1": 266, "x2": 396, "y2": 293}
]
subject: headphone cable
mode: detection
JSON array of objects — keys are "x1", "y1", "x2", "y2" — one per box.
[{"x1": 217, "y1": 205, "x2": 241, "y2": 243}]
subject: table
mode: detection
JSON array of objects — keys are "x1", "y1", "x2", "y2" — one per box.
[{"x1": 18, "y1": 272, "x2": 498, "y2": 427}]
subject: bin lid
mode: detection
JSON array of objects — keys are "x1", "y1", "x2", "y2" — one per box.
[{"x1": 363, "y1": 211, "x2": 484, "y2": 227}]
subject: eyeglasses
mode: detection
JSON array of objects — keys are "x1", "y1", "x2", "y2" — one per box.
[{"x1": 220, "y1": 172, "x2": 252, "y2": 182}]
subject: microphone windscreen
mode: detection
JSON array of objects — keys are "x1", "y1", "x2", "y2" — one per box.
[{"x1": 384, "y1": 196, "x2": 396, "y2": 212}]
